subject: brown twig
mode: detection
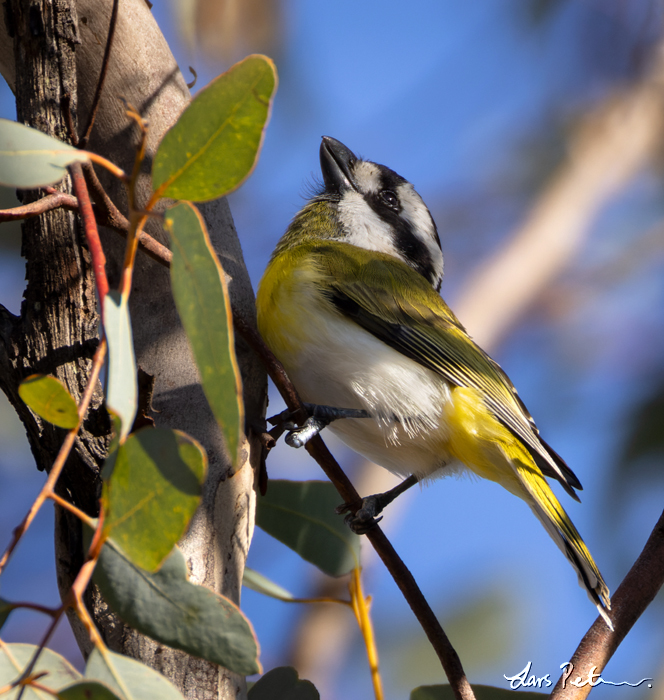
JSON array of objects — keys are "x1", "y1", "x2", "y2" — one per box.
[
  {"x1": 79, "y1": 0, "x2": 120, "y2": 149},
  {"x1": 61, "y1": 91, "x2": 79, "y2": 147},
  {"x1": 0, "y1": 182, "x2": 172, "y2": 271},
  {"x1": 0, "y1": 193, "x2": 78, "y2": 221},
  {"x1": 82, "y1": 161, "x2": 130, "y2": 231},
  {"x1": 232, "y1": 313, "x2": 475, "y2": 700},
  {"x1": 14, "y1": 509, "x2": 108, "y2": 700},
  {"x1": 550, "y1": 508, "x2": 664, "y2": 699},
  {"x1": 79, "y1": 162, "x2": 173, "y2": 267},
  {"x1": 70, "y1": 162, "x2": 109, "y2": 308},
  {"x1": 0, "y1": 340, "x2": 107, "y2": 576},
  {"x1": 14, "y1": 605, "x2": 67, "y2": 700}
]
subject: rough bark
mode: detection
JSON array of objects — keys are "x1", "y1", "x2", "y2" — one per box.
[{"x1": 0, "y1": 1, "x2": 265, "y2": 698}]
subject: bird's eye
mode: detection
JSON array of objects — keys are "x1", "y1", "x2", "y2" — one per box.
[{"x1": 380, "y1": 190, "x2": 399, "y2": 208}]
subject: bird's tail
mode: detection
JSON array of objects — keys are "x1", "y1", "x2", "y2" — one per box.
[{"x1": 512, "y1": 458, "x2": 612, "y2": 630}]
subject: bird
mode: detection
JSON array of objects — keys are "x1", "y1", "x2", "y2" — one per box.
[{"x1": 256, "y1": 135, "x2": 612, "y2": 629}]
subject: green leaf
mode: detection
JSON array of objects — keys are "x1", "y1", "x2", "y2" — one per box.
[
  {"x1": 0, "y1": 597, "x2": 15, "y2": 631},
  {"x1": 152, "y1": 55, "x2": 277, "y2": 201},
  {"x1": 58, "y1": 681, "x2": 123, "y2": 700},
  {"x1": 248, "y1": 667, "x2": 319, "y2": 700},
  {"x1": 104, "y1": 291, "x2": 137, "y2": 443},
  {"x1": 410, "y1": 686, "x2": 549, "y2": 700},
  {"x1": 85, "y1": 648, "x2": 184, "y2": 700},
  {"x1": 165, "y1": 201, "x2": 243, "y2": 466},
  {"x1": 0, "y1": 119, "x2": 89, "y2": 188},
  {"x1": 94, "y1": 542, "x2": 261, "y2": 676},
  {"x1": 0, "y1": 643, "x2": 81, "y2": 699},
  {"x1": 243, "y1": 568, "x2": 295, "y2": 601},
  {"x1": 18, "y1": 374, "x2": 79, "y2": 429},
  {"x1": 102, "y1": 426, "x2": 207, "y2": 571},
  {"x1": 256, "y1": 480, "x2": 360, "y2": 576}
]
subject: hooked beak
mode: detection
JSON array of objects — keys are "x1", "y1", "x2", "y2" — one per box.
[{"x1": 320, "y1": 136, "x2": 358, "y2": 194}]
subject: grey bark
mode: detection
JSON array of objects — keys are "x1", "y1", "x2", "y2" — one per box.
[{"x1": 0, "y1": 1, "x2": 265, "y2": 698}]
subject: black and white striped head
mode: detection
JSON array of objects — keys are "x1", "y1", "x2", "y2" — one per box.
[{"x1": 318, "y1": 136, "x2": 444, "y2": 291}]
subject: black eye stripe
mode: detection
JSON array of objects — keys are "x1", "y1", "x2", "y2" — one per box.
[
  {"x1": 393, "y1": 223, "x2": 436, "y2": 286},
  {"x1": 363, "y1": 189, "x2": 436, "y2": 285}
]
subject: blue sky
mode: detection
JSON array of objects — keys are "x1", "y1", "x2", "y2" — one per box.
[{"x1": 1, "y1": 1, "x2": 663, "y2": 698}]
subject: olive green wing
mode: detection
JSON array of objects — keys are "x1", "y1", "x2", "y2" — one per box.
[{"x1": 316, "y1": 244, "x2": 582, "y2": 498}]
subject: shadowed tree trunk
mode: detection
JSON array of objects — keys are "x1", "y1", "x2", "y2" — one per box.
[{"x1": 0, "y1": 1, "x2": 265, "y2": 698}]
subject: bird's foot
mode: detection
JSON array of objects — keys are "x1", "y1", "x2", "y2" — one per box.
[
  {"x1": 335, "y1": 475, "x2": 419, "y2": 534},
  {"x1": 336, "y1": 495, "x2": 384, "y2": 534},
  {"x1": 267, "y1": 403, "x2": 369, "y2": 448}
]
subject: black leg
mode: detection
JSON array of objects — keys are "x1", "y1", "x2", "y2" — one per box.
[
  {"x1": 267, "y1": 403, "x2": 370, "y2": 447},
  {"x1": 337, "y1": 474, "x2": 419, "y2": 534}
]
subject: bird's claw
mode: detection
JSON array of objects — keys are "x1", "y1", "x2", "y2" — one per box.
[
  {"x1": 337, "y1": 495, "x2": 384, "y2": 534},
  {"x1": 268, "y1": 404, "x2": 370, "y2": 448},
  {"x1": 284, "y1": 415, "x2": 328, "y2": 448}
]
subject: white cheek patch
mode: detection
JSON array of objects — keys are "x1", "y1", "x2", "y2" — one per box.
[
  {"x1": 398, "y1": 184, "x2": 437, "y2": 242},
  {"x1": 336, "y1": 191, "x2": 400, "y2": 257},
  {"x1": 397, "y1": 183, "x2": 444, "y2": 284}
]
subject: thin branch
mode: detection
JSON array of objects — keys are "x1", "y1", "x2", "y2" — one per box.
[
  {"x1": 0, "y1": 182, "x2": 172, "y2": 272},
  {"x1": 82, "y1": 161, "x2": 130, "y2": 232},
  {"x1": 550, "y1": 508, "x2": 664, "y2": 699},
  {"x1": 48, "y1": 491, "x2": 97, "y2": 530},
  {"x1": 75, "y1": 163, "x2": 173, "y2": 267},
  {"x1": 79, "y1": 0, "x2": 120, "y2": 149},
  {"x1": 85, "y1": 152, "x2": 128, "y2": 182},
  {"x1": 70, "y1": 162, "x2": 109, "y2": 308},
  {"x1": 7, "y1": 601, "x2": 59, "y2": 616},
  {"x1": 232, "y1": 314, "x2": 475, "y2": 700},
  {"x1": 0, "y1": 340, "x2": 107, "y2": 575},
  {"x1": 15, "y1": 605, "x2": 67, "y2": 700},
  {"x1": 61, "y1": 91, "x2": 79, "y2": 146},
  {"x1": 14, "y1": 511, "x2": 108, "y2": 700},
  {"x1": 0, "y1": 193, "x2": 78, "y2": 221},
  {"x1": 136, "y1": 229, "x2": 172, "y2": 265}
]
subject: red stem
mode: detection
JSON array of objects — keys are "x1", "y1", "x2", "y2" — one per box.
[{"x1": 69, "y1": 162, "x2": 109, "y2": 309}]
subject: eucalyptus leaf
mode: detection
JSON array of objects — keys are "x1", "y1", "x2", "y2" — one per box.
[
  {"x1": 152, "y1": 55, "x2": 277, "y2": 201},
  {"x1": 165, "y1": 201, "x2": 243, "y2": 466},
  {"x1": 94, "y1": 541, "x2": 260, "y2": 676},
  {"x1": 256, "y1": 480, "x2": 360, "y2": 576},
  {"x1": 0, "y1": 118, "x2": 88, "y2": 188},
  {"x1": 18, "y1": 374, "x2": 79, "y2": 429},
  {"x1": 104, "y1": 291, "x2": 137, "y2": 443},
  {"x1": 243, "y1": 568, "x2": 295, "y2": 601},
  {"x1": 102, "y1": 426, "x2": 207, "y2": 571},
  {"x1": 0, "y1": 644, "x2": 81, "y2": 699}
]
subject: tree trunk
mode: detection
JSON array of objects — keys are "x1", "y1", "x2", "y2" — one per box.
[{"x1": 0, "y1": 1, "x2": 265, "y2": 698}]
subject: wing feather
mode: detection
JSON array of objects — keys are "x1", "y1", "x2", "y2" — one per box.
[{"x1": 315, "y1": 244, "x2": 582, "y2": 499}]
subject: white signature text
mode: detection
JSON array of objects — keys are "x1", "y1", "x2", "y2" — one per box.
[{"x1": 504, "y1": 661, "x2": 653, "y2": 690}]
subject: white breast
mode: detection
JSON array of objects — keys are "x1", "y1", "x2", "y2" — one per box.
[{"x1": 278, "y1": 283, "x2": 455, "y2": 480}]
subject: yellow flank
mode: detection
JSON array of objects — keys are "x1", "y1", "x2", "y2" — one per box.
[{"x1": 443, "y1": 386, "x2": 526, "y2": 496}]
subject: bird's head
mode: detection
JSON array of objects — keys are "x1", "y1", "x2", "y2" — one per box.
[{"x1": 315, "y1": 136, "x2": 444, "y2": 291}]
